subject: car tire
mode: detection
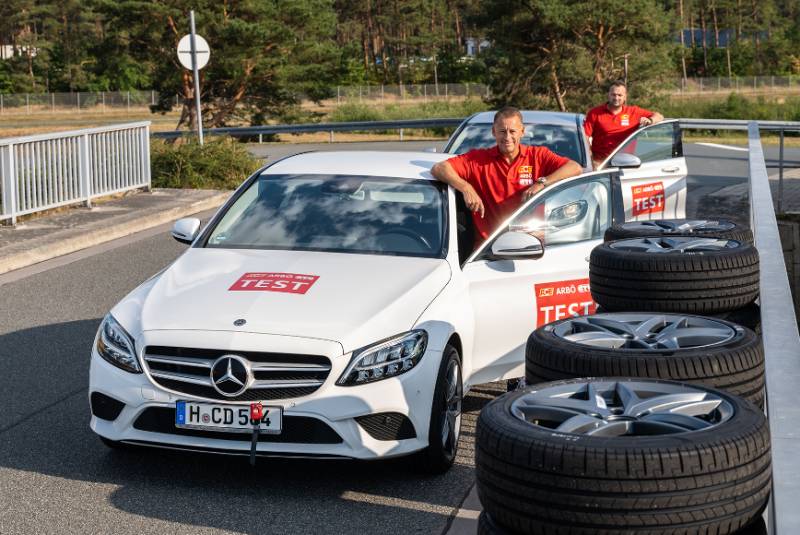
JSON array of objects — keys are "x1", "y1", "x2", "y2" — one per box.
[
  {"x1": 475, "y1": 378, "x2": 771, "y2": 535},
  {"x1": 477, "y1": 511, "x2": 517, "y2": 535},
  {"x1": 595, "y1": 303, "x2": 762, "y2": 333},
  {"x1": 589, "y1": 237, "x2": 759, "y2": 314},
  {"x1": 410, "y1": 344, "x2": 462, "y2": 474},
  {"x1": 603, "y1": 219, "x2": 754, "y2": 244},
  {"x1": 99, "y1": 435, "x2": 138, "y2": 452},
  {"x1": 526, "y1": 313, "x2": 765, "y2": 408}
]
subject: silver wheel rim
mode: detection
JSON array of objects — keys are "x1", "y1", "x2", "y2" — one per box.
[
  {"x1": 511, "y1": 380, "x2": 733, "y2": 436},
  {"x1": 552, "y1": 313, "x2": 737, "y2": 350},
  {"x1": 620, "y1": 220, "x2": 735, "y2": 234},
  {"x1": 609, "y1": 236, "x2": 739, "y2": 253},
  {"x1": 441, "y1": 360, "x2": 462, "y2": 459}
]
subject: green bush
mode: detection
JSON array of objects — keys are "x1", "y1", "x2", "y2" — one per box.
[{"x1": 150, "y1": 136, "x2": 262, "y2": 190}]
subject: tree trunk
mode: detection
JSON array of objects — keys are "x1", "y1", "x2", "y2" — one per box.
[
  {"x1": 455, "y1": 10, "x2": 462, "y2": 53},
  {"x1": 551, "y1": 41, "x2": 566, "y2": 112},
  {"x1": 751, "y1": 0, "x2": 762, "y2": 75},
  {"x1": 680, "y1": 0, "x2": 688, "y2": 81},
  {"x1": 700, "y1": 5, "x2": 709, "y2": 75},
  {"x1": 712, "y1": 2, "x2": 719, "y2": 47},
  {"x1": 726, "y1": 6, "x2": 733, "y2": 83}
]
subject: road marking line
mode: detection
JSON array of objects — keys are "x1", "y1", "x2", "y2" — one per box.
[
  {"x1": 340, "y1": 491, "x2": 453, "y2": 515},
  {"x1": 695, "y1": 143, "x2": 749, "y2": 152}
]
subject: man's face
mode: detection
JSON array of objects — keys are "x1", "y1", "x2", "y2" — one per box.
[
  {"x1": 492, "y1": 116, "x2": 525, "y2": 156},
  {"x1": 608, "y1": 86, "x2": 627, "y2": 107}
]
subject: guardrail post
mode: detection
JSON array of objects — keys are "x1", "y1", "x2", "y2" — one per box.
[
  {"x1": 779, "y1": 128, "x2": 784, "y2": 212},
  {"x1": 78, "y1": 134, "x2": 92, "y2": 208},
  {"x1": 27, "y1": 93, "x2": 29, "y2": 115},
  {"x1": 400, "y1": 128, "x2": 403, "y2": 141},
  {"x1": 330, "y1": 131, "x2": 334, "y2": 143},
  {"x1": 102, "y1": 92, "x2": 105, "y2": 113},
  {"x1": 1, "y1": 144, "x2": 18, "y2": 226},
  {"x1": 127, "y1": 91, "x2": 130, "y2": 114},
  {"x1": 259, "y1": 134, "x2": 263, "y2": 144},
  {"x1": 1, "y1": 94, "x2": 3, "y2": 115},
  {"x1": 141, "y1": 126, "x2": 152, "y2": 193}
]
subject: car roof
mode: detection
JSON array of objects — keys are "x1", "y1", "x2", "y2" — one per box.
[
  {"x1": 261, "y1": 151, "x2": 453, "y2": 181},
  {"x1": 468, "y1": 110, "x2": 582, "y2": 127}
]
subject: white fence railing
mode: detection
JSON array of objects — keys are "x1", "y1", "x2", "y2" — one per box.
[{"x1": 0, "y1": 122, "x2": 151, "y2": 225}]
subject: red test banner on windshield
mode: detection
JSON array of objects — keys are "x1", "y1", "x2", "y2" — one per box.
[
  {"x1": 229, "y1": 273, "x2": 320, "y2": 294},
  {"x1": 534, "y1": 278, "x2": 596, "y2": 327},
  {"x1": 631, "y1": 181, "x2": 665, "y2": 216}
]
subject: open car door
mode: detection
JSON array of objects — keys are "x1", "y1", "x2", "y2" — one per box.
[
  {"x1": 599, "y1": 120, "x2": 687, "y2": 221},
  {"x1": 462, "y1": 171, "x2": 622, "y2": 386}
]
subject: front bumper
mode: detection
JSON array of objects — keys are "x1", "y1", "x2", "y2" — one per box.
[{"x1": 89, "y1": 330, "x2": 442, "y2": 460}]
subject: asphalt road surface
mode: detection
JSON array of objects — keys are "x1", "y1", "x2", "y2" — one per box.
[{"x1": 0, "y1": 213, "x2": 502, "y2": 535}]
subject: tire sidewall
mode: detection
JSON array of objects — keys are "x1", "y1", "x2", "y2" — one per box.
[{"x1": 426, "y1": 345, "x2": 462, "y2": 467}]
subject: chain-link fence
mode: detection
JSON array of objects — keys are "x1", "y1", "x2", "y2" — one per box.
[
  {"x1": 667, "y1": 76, "x2": 800, "y2": 97},
  {"x1": 0, "y1": 84, "x2": 491, "y2": 117}
]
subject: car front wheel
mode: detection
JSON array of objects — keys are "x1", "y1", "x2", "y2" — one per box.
[{"x1": 411, "y1": 344, "x2": 462, "y2": 474}]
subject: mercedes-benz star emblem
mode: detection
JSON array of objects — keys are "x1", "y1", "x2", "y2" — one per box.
[
  {"x1": 233, "y1": 319, "x2": 246, "y2": 326},
  {"x1": 210, "y1": 356, "x2": 250, "y2": 396}
]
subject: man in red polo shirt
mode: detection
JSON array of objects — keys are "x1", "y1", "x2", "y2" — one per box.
[
  {"x1": 430, "y1": 107, "x2": 582, "y2": 246},
  {"x1": 584, "y1": 81, "x2": 664, "y2": 169}
]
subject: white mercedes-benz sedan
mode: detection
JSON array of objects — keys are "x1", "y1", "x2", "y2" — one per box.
[{"x1": 88, "y1": 149, "x2": 664, "y2": 473}]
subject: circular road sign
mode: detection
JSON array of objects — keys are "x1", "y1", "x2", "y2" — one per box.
[{"x1": 177, "y1": 34, "x2": 210, "y2": 70}]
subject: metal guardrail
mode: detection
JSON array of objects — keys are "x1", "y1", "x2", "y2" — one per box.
[
  {"x1": 748, "y1": 121, "x2": 800, "y2": 535},
  {"x1": 150, "y1": 118, "x2": 466, "y2": 142},
  {"x1": 0, "y1": 122, "x2": 152, "y2": 225}
]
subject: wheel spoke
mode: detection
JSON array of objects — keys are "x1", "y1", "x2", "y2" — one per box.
[
  {"x1": 629, "y1": 315, "x2": 668, "y2": 338},
  {"x1": 513, "y1": 405, "x2": 586, "y2": 424},
  {"x1": 441, "y1": 414, "x2": 451, "y2": 446},
  {"x1": 555, "y1": 414, "x2": 603, "y2": 433},
  {"x1": 614, "y1": 382, "x2": 641, "y2": 412},
  {"x1": 626, "y1": 392, "x2": 708, "y2": 417},
  {"x1": 584, "y1": 421, "x2": 631, "y2": 436},
  {"x1": 655, "y1": 327, "x2": 734, "y2": 348},
  {"x1": 518, "y1": 395, "x2": 609, "y2": 416},
  {"x1": 562, "y1": 331, "x2": 628, "y2": 348},
  {"x1": 667, "y1": 399, "x2": 723, "y2": 418},
  {"x1": 639, "y1": 412, "x2": 714, "y2": 430}
]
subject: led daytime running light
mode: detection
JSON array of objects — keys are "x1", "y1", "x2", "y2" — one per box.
[{"x1": 337, "y1": 330, "x2": 428, "y2": 386}]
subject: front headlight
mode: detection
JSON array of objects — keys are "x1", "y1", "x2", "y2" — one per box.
[
  {"x1": 547, "y1": 200, "x2": 587, "y2": 227},
  {"x1": 96, "y1": 314, "x2": 141, "y2": 373},
  {"x1": 336, "y1": 330, "x2": 428, "y2": 386}
]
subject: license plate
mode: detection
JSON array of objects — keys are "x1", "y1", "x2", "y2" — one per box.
[{"x1": 175, "y1": 402, "x2": 282, "y2": 435}]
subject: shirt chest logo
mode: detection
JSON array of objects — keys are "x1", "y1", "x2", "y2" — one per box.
[
  {"x1": 621, "y1": 114, "x2": 630, "y2": 126},
  {"x1": 518, "y1": 165, "x2": 533, "y2": 185}
]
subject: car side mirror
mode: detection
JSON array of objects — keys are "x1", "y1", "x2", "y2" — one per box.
[
  {"x1": 491, "y1": 231, "x2": 544, "y2": 260},
  {"x1": 420, "y1": 148, "x2": 437, "y2": 153},
  {"x1": 610, "y1": 153, "x2": 642, "y2": 169},
  {"x1": 172, "y1": 218, "x2": 201, "y2": 244}
]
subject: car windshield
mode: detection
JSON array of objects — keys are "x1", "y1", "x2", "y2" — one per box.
[
  {"x1": 447, "y1": 123, "x2": 584, "y2": 165},
  {"x1": 204, "y1": 174, "x2": 446, "y2": 258}
]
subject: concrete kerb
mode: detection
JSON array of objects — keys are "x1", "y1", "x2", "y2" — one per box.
[{"x1": 0, "y1": 190, "x2": 231, "y2": 276}]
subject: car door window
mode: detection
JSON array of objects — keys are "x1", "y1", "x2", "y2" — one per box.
[
  {"x1": 507, "y1": 174, "x2": 612, "y2": 247},
  {"x1": 616, "y1": 123, "x2": 677, "y2": 163}
]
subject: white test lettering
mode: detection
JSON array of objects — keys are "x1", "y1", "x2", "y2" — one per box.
[
  {"x1": 273, "y1": 280, "x2": 288, "y2": 289},
  {"x1": 292, "y1": 282, "x2": 310, "y2": 291},
  {"x1": 581, "y1": 301, "x2": 595, "y2": 315},
  {"x1": 555, "y1": 304, "x2": 567, "y2": 320},
  {"x1": 540, "y1": 306, "x2": 554, "y2": 323},
  {"x1": 239, "y1": 279, "x2": 256, "y2": 287}
]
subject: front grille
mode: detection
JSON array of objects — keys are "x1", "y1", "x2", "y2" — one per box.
[
  {"x1": 90, "y1": 392, "x2": 126, "y2": 421},
  {"x1": 143, "y1": 346, "x2": 332, "y2": 402},
  {"x1": 134, "y1": 407, "x2": 343, "y2": 444},
  {"x1": 355, "y1": 412, "x2": 417, "y2": 441}
]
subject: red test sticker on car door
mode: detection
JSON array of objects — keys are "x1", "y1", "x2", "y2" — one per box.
[
  {"x1": 534, "y1": 278, "x2": 596, "y2": 326},
  {"x1": 631, "y1": 181, "x2": 665, "y2": 216},
  {"x1": 229, "y1": 273, "x2": 320, "y2": 294}
]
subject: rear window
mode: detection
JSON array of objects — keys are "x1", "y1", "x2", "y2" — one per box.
[{"x1": 448, "y1": 123, "x2": 584, "y2": 166}]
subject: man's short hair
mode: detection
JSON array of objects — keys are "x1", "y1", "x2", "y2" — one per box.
[
  {"x1": 494, "y1": 107, "x2": 523, "y2": 125},
  {"x1": 609, "y1": 80, "x2": 627, "y2": 92}
]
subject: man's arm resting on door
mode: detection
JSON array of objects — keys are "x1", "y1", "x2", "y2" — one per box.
[
  {"x1": 521, "y1": 160, "x2": 583, "y2": 203},
  {"x1": 431, "y1": 160, "x2": 485, "y2": 218}
]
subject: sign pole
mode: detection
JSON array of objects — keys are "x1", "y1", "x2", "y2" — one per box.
[{"x1": 190, "y1": 11, "x2": 204, "y2": 146}]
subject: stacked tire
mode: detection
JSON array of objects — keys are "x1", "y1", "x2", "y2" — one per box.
[
  {"x1": 474, "y1": 220, "x2": 771, "y2": 535},
  {"x1": 475, "y1": 378, "x2": 772, "y2": 535}
]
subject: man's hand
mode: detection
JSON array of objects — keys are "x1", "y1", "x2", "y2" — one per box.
[
  {"x1": 639, "y1": 116, "x2": 653, "y2": 126},
  {"x1": 521, "y1": 184, "x2": 543, "y2": 203},
  {"x1": 639, "y1": 112, "x2": 663, "y2": 127},
  {"x1": 464, "y1": 187, "x2": 485, "y2": 218}
]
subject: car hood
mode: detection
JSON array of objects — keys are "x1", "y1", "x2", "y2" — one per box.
[{"x1": 113, "y1": 248, "x2": 451, "y2": 354}]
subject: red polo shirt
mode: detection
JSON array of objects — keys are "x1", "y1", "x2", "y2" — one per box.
[
  {"x1": 584, "y1": 104, "x2": 654, "y2": 161},
  {"x1": 446, "y1": 144, "x2": 571, "y2": 244}
]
